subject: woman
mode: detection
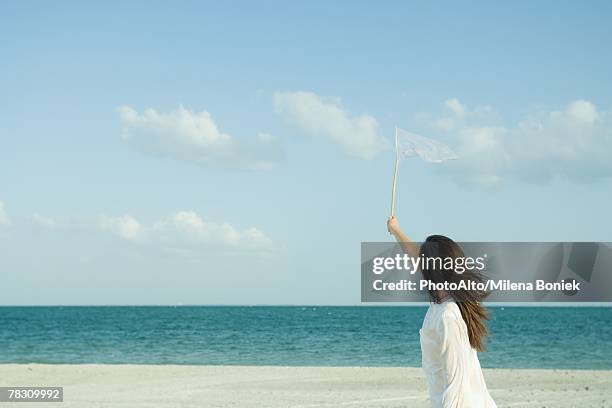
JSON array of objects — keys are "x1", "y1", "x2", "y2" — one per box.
[{"x1": 387, "y1": 216, "x2": 497, "y2": 408}]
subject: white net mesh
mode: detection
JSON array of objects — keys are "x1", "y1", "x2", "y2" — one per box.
[{"x1": 396, "y1": 127, "x2": 459, "y2": 163}]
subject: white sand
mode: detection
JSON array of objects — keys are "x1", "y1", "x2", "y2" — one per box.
[{"x1": 0, "y1": 364, "x2": 610, "y2": 407}]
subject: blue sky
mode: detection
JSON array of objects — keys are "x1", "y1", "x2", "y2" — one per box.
[{"x1": 1, "y1": 1, "x2": 612, "y2": 305}]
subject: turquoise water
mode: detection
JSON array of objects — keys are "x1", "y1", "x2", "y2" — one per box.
[{"x1": 0, "y1": 306, "x2": 610, "y2": 369}]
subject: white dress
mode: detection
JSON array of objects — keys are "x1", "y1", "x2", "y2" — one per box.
[{"x1": 419, "y1": 299, "x2": 497, "y2": 408}]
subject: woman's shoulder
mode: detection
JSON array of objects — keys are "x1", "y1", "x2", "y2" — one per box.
[
  {"x1": 432, "y1": 300, "x2": 462, "y2": 322},
  {"x1": 424, "y1": 301, "x2": 464, "y2": 338}
]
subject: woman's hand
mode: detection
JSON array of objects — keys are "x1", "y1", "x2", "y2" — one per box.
[{"x1": 387, "y1": 216, "x2": 401, "y2": 236}]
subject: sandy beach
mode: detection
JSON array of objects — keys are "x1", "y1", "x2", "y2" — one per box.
[{"x1": 0, "y1": 364, "x2": 610, "y2": 407}]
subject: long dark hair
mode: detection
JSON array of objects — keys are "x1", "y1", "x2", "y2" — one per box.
[{"x1": 419, "y1": 235, "x2": 490, "y2": 351}]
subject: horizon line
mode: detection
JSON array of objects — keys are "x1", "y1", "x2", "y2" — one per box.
[{"x1": 1, "y1": 302, "x2": 610, "y2": 307}]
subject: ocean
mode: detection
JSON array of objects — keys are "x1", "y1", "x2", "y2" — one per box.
[{"x1": 0, "y1": 306, "x2": 610, "y2": 369}]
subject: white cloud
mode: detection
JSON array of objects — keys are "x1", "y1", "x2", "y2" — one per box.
[
  {"x1": 428, "y1": 98, "x2": 499, "y2": 132},
  {"x1": 0, "y1": 201, "x2": 10, "y2": 225},
  {"x1": 445, "y1": 98, "x2": 466, "y2": 119},
  {"x1": 118, "y1": 106, "x2": 284, "y2": 170},
  {"x1": 423, "y1": 98, "x2": 612, "y2": 187},
  {"x1": 29, "y1": 209, "x2": 272, "y2": 252},
  {"x1": 31, "y1": 214, "x2": 58, "y2": 228},
  {"x1": 98, "y1": 211, "x2": 272, "y2": 250},
  {"x1": 273, "y1": 91, "x2": 389, "y2": 159},
  {"x1": 98, "y1": 215, "x2": 145, "y2": 241},
  {"x1": 566, "y1": 100, "x2": 598, "y2": 124},
  {"x1": 150, "y1": 211, "x2": 272, "y2": 249}
]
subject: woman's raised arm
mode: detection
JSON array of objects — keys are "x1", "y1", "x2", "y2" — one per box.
[{"x1": 387, "y1": 216, "x2": 420, "y2": 258}]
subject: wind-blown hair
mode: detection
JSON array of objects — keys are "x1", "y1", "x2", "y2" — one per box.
[{"x1": 419, "y1": 235, "x2": 490, "y2": 351}]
